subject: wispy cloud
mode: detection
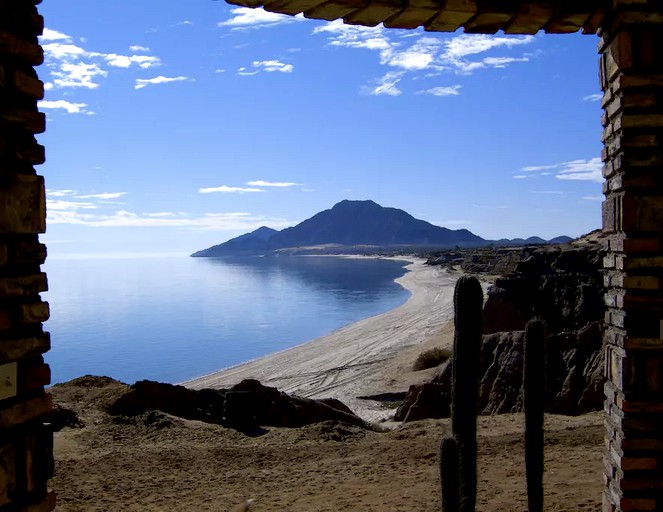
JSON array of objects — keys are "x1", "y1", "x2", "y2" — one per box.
[
  {"x1": 517, "y1": 157, "x2": 603, "y2": 183},
  {"x1": 46, "y1": 189, "x2": 78, "y2": 197},
  {"x1": 246, "y1": 180, "x2": 301, "y2": 187},
  {"x1": 313, "y1": 22, "x2": 535, "y2": 94},
  {"x1": 41, "y1": 29, "x2": 163, "y2": 91},
  {"x1": 362, "y1": 71, "x2": 404, "y2": 96},
  {"x1": 582, "y1": 195, "x2": 603, "y2": 201},
  {"x1": 39, "y1": 99, "x2": 91, "y2": 114},
  {"x1": 583, "y1": 93, "x2": 602, "y2": 102},
  {"x1": 238, "y1": 60, "x2": 293, "y2": 75},
  {"x1": 47, "y1": 209, "x2": 292, "y2": 231},
  {"x1": 198, "y1": 185, "x2": 265, "y2": 194},
  {"x1": 135, "y1": 76, "x2": 194, "y2": 89},
  {"x1": 219, "y1": 7, "x2": 303, "y2": 30},
  {"x1": 76, "y1": 192, "x2": 128, "y2": 199},
  {"x1": 129, "y1": 45, "x2": 150, "y2": 52},
  {"x1": 417, "y1": 85, "x2": 461, "y2": 97},
  {"x1": 41, "y1": 28, "x2": 72, "y2": 42}
]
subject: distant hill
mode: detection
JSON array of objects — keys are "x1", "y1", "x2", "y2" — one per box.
[
  {"x1": 191, "y1": 200, "x2": 484, "y2": 257},
  {"x1": 190, "y1": 200, "x2": 574, "y2": 257}
]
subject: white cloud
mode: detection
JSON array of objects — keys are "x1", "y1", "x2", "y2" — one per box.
[
  {"x1": 522, "y1": 164, "x2": 559, "y2": 172},
  {"x1": 239, "y1": 60, "x2": 294, "y2": 75},
  {"x1": 444, "y1": 35, "x2": 534, "y2": 59},
  {"x1": 583, "y1": 93, "x2": 603, "y2": 102},
  {"x1": 198, "y1": 185, "x2": 265, "y2": 194},
  {"x1": 582, "y1": 195, "x2": 603, "y2": 201},
  {"x1": 246, "y1": 180, "x2": 301, "y2": 187},
  {"x1": 38, "y1": 100, "x2": 90, "y2": 114},
  {"x1": 47, "y1": 200, "x2": 97, "y2": 211},
  {"x1": 519, "y1": 158, "x2": 603, "y2": 183},
  {"x1": 556, "y1": 158, "x2": 603, "y2": 182},
  {"x1": 46, "y1": 189, "x2": 78, "y2": 197},
  {"x1": 178, "y1": 20, "x2": 194, "y2": 26},
  {"x1": 417, "y1": 85, "x2": 461, "y2": 97},
  {"x1": 41, "y1": 29, "x2": 72, "y2": 42},
  {"x1": 129, "y1": 45, "x2": 150, "y2": 52},
  {"x1": 363, "y1": 71, "x2": 404, "y2": 96},
  {"x1": 313, "y1": 23, "x2": 536, "y2": 94},
  {"x1": 219, "y1": 7, "x2": 303, "y2": 29},
  {"x1": 75, "y1": 192, "x2": 128, "y2": 199},
  {"x1": 50, "y1": 61, "x2": 107, "y2": 89},
  {"x1": 135, "y1": 76, "x2": 194, "y2": 89},
  {"x1": 41, "y1": 29, "x2": 164, "y2": 93}
]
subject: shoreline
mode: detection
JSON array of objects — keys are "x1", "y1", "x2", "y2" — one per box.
[{"x1": 186, "y1": 258, "x2": 459, "y2": 422}]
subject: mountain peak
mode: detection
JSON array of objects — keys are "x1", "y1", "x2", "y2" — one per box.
[{"x1": 191, "y1": 200, "x2": 485, "y2": 257}]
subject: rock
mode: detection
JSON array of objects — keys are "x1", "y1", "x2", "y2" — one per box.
[
  {"x1": 227, "y1": 379, "x2": 370, "y2": 429},
  {"x1": 45, "y1": 403, "x2": 84, "y2": 431},
  {"x1": 398, "y1": 243, "x2": 606, "y2": 422},
  {"x1": 106, "y1": 378, "x2": 370, "y2": 432},
  {"x1": 106, "y1": 380, "x2": 226, "y2": 424}
]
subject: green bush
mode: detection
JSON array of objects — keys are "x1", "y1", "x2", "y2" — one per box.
[{"x1": 413, "y1": 347, "x2": 451, "y2": 371}]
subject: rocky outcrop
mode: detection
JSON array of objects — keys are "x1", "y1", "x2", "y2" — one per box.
[
  {"x1": 107, "y1": 379, "x2": 371, "y2": 431},
  {"x1": 397, "y1": 242, "x2": 606, "y2": 421}
]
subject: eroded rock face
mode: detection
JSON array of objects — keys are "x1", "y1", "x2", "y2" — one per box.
[
  {"x1": 107, "y1": 379, "x2": 370, "y2": 431},
  {"x1": 397, "y1": 243, "x2": 606, "y2": 421}
]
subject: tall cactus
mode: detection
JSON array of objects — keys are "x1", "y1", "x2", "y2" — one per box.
[
  {"x1": 524, "y1": 318, "x2": 545, "y2": 512},
  {"x1": 451, "y1": 275, "x2": 483, "y2": 512},
  {"x1": 439, "y1": 436, "x2": 460, "y2": 512}
]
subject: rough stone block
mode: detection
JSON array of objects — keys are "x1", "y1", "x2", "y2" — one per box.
[
  {"x1": 21, "y1": 491, "x2": 56, "y2": 512},
  {"x1": 0, "y1": 31, "x2": 43, "y2": 65},
  {"x1": 0, "y1": 393, "x2": 51, "y2": 429},
  {"x1": 0, "y1": 443, "x2": 16, "y2": 506},
  {"x1": 18, "y1": 301, "x2": 49, "y2": 324},
  {"x1": 0, "y1": 174, "x2": 45, "y2": 234},
  {"x1": 0, "y1": 107, "x2": 45, "y2": 134},
  {"x1": 0, "y1": 273, "x2": 47, "y2": 297},
  {"x1": 12, "y1": 70, "x2": 43, "y2": 99},
  {"x1": 18, "y1": 362, "x2": 49, "y2": 391},
  {"x1": 0, "y1": 335, "x2": 50, "y2": 364}
]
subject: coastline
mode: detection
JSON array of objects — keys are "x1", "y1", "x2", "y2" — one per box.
[{"x1": 186, "y1": 258, "x2": 459, "y2": 422}]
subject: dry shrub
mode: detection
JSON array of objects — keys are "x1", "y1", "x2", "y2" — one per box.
[{"x1": 412, "y1": 347, "x2": 451, "y2": 371}]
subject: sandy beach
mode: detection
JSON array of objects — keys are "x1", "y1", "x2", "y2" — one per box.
[{"x1": 186, "y1": 259, "x2": 459, "y2": 422}]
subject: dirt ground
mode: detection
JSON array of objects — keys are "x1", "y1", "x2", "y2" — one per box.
[{"x1": 51, "y1": 378, "x2": 604, "y2": 512}]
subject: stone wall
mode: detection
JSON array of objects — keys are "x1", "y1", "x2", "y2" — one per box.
[
  {"x1": 600, "y1": 1, "x2": 663, "y2": 511},
  {"x1": 0, "y1": 0, "x2": 54, "y2": 510}
]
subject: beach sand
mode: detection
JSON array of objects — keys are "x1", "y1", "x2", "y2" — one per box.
[{"x1": 186, "y1": 259, "x2": 458, "y2": 422}]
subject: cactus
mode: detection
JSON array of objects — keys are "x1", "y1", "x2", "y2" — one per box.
[
  {"x1": 524, "y1": 318, "x2": 545, "y2": 512},
  {"x1": 439, "y1": 436, "x2": 460, "y2": 512},
  {"x1": 451, "y1": 275, "x2": 483, "y2": 512}
]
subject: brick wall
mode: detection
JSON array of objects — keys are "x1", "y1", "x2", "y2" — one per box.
[
  {"x1": 0, "y1": 0, "x2": 54, "y2": 511},
  {"x1": 600, "y1": 1, "x2": 663, "y2": 511}
]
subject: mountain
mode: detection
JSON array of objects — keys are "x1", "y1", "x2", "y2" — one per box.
[
  {"x1": 191, "y1": 200, "x2": 485, "y2": 257},
  {"x1": 548, "y1": 235, "x2": 574, "y2": 244}
]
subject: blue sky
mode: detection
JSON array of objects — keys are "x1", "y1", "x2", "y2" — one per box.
[{"x1": 38, "y1": 0, "x2": 604, "y2": 257}]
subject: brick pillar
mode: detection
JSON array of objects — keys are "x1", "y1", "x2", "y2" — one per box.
[
  {"x1": 600, "y1": 1, "x2": 663, "y2": 511},
  {"x1": 0, "y1": 1, "x2": 55, "y2": 511}
]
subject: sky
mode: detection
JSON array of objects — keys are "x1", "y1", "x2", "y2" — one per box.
[{"x1": 38, "y1": 0, "x2": 604, "y2": 257}]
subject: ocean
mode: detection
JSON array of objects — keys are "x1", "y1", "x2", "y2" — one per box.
[{"x1": 43, "y1": 256, "x2": 411, "y2": 385}]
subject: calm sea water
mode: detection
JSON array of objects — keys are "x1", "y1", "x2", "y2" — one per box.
[{"x1": 43, "y1": 256, "x2": 410, "y2": 384}]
